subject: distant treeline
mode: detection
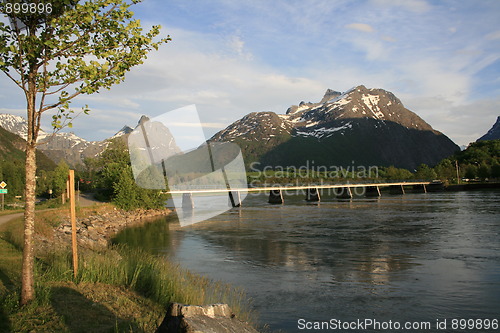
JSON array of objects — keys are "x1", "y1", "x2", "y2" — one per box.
[
  {"x1": 2, "y1": 139, "x2": 499, "y2": 207},
  {"x1": 248, "y1": 139, "x2": 500, "y2": 185}
]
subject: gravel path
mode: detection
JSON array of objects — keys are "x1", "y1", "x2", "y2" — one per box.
[{"x1": 0, "y1": 193, "x2": 101, "y2": 227}]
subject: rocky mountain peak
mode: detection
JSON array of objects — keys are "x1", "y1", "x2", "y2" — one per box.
[
  {"x1": 138, "y1": 115, "x2": 150, "y2": 126},
  {"x1": 319, "y1": 89, "x2": 342, "y2": 104},
  {"x1": 110, "y1": 125, "x2": 134, "y2": 140},
  {"x1": 215, "y1": 85, "x2": 440, "y2": 145},
  {"x1": 478, "y1": 116, "x2": 500, "y2": 141},
  {"x1": 209, "y1": 85, "x2": 459, "y2": 169},
  {"x1": 290, "y1": 85, "x2": 433, "y2": 132}
]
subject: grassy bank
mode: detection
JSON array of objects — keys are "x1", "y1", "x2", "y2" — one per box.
[{"x1": 0, "y1": 205, "x2": 254, "y2": 332}]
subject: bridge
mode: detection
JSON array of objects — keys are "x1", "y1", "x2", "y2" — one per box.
[{"x1": 167, "y1": 181, "x2": 442, "y2": 208}]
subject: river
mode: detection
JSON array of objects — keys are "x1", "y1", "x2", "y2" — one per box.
[{"x1": 114, "y1": 190, "x2": 500, "y2": 332}]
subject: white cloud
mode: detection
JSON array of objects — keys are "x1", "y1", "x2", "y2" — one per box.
[
  {"x1": 404, "y1": 97, "x2": 500, "y2": 145},
  {"x1": 227, "y1": 35, "x2": 253, "y2": 60},
  {"x1": 345, "y1": 23, "x2": 375, "y2": 33},
  {"x1": 0, "y1": 108, "x2": 26, "y2": 117},
  {"x1": 370, "y1": 0, "x2": 432, "y2": 13},
  {"x1": 485, "y1": 30, "x2": 500, "y2": 40},
  {"x1": 1, "y1": 0, "x2": 499, "y2": 148},
  {"x1": 58, "y1": 27, "x2": 325, "y2": 140},
  {"x1": 381, "y1": 35, "x2": 396, "y2": 42}
]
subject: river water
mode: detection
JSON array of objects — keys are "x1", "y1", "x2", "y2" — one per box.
[{"x1": 114, "y1": 190, "x2": 500, "y2": 332}]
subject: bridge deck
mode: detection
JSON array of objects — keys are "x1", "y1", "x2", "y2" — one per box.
[{"x1": 166, "y1": 182, "x2": 433, "y2": 194}]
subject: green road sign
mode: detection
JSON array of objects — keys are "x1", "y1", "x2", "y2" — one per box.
[{"x1": 0, "y1": 189, "x2": 7, "y2": 194}]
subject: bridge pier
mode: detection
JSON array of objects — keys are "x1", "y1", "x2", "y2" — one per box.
[
  {"x1": 182, "y1": 193, "x2": 194, "y2": 209},
  {"x1": 412, "y1": 184, "x2": 427, "y2": 193},
  {"x1": 268, "y1": 189, "x2": 284, "y2": 204},
  {"x1": 228, "y1": 191, "x2": 242, "y2": 207},
  {"x1": 336, "y1": 187, "x2": 353, "y2": 199},
  {"x1": 365, "y1": 186, "x2": 381, "y2": 197},
  {"x1": 305, "y1": 188, "x2": 321, "y2": 202},
  {"x1": 389, "y1": 184, "x2": 405, "y2": 195},
  {"x1": 427, "y1": 182, "x2": 444, "y2": 192}
]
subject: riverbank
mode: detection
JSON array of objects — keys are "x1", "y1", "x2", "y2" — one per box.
[
  {"x1": 445, "y1": 182, "x2": 500, "y2": 191},
  {"x1": 0, "y1": 203, "x2": 256, "y2": 332},
  {"x1": 53, "y1": 205, "x2": 171, "y2": 250}
]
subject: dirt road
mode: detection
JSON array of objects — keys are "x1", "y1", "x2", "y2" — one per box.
[{"x1": 0, "y1": 193, "x2": 101, "y2": 227}]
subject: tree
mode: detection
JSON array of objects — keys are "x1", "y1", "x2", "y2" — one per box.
[
  {"x1": 477, "y1": 164, "x2": 490, "y2": 180},
  {"x1": 414, "y1": 164, "x2": 437, "y2": 180},
  {"x1": 434, "y1": 159, "x2": 456, "y2": 181},
  {"x1": 92, "y1": 139, "x2": 165, "y2": 209},
  {"x1": 0, "y1": 0, "x2": 169, "y2": 305},
  {"x1": 382, "y1": 166, "x2": 413, "y2": 180},
  {"x1": 112, "y1": 166, "x2": 137, "y2": 210},
  {"x1": 492, "y1": 163, "x2": 500, "y2": 179},
  {"x1": 52, "y1": 160, "x2": 70, "y2": 197},
  {"x1": 464, "y1": 164, "x2": 477, "y2": 180}
]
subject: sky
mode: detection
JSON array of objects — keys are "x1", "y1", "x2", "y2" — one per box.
[{"x1": 0, "y1": 0, "x2": 499, "y2": 146}]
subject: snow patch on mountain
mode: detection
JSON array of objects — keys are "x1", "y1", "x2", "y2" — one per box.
[
  {"x1": 326, "y1": 86, "x2": 355, "y2": 104},
  {"x1": 0, "y1": 114, "x2": 32, "y2": 140},
  {"x1": 110, "y1": 125, "x2": 133, "y2": 140},
  {"x1": 361, "y1": 94, "x2": 384, "y2": 119},
  {"x1": 295, "y1": 122, "x2": 353, "y2": 138},
  {"x1": 211, "y1": 85, "x2": 440, "y2": 143}
]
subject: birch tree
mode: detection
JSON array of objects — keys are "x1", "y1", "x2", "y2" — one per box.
[{"x1": 0, "y1": 0, "x2": 169, "y2": 305}]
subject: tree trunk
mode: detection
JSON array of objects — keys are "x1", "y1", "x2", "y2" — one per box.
[
  {"x1": 20, "y1": 143, "x2": 36, "y2": 305},
  {"x1": 20, "y1": 69, "x2": 38, "y2": 305}
]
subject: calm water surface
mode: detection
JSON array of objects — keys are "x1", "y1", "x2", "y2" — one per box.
[{"x1": 114, "y1": 190, "x2": 500, "y2": 332}]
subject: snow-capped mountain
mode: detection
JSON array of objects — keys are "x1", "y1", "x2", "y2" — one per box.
[
  {"x1": 0, "y1": 113, "x2": 109, "y2": 166},
  {"x1": 0, "y1": 114, "x2": 31, "y2": 139},
  {"x1": 0, "y1": 113, "x2": 172, "y2": 167},
  {"x1": 477, "y1": 116, "x2": 500, "y2": 141},
  {"x1": 110, "y1": 125, "x2": 134, "y2": 140},
  {"x1": 211, "y1": 85, "x2": 459, "y2": 170}
]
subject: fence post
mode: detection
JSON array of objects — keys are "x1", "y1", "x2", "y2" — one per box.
[{"x1": 69, "y1": 170, "x2": 78, "y2": 279}]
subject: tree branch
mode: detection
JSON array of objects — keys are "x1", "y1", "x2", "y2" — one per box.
[
  {"x1": 50, "y1": 3, "x2": 120, "y2": 59},
  {"x1": 1, "y1": 69, "x2": 25, "y2": 91}
]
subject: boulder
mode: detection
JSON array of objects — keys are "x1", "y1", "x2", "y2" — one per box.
[{"x1": 156, "y1": 303, "x2": 259, "y2": 333}]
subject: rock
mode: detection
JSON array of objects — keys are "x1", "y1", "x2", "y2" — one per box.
[
  {"x1": 60, "y1": 225, "x2": 72, "y2": 234},
  {"x1": 54, "y1": 207, "x2": 170, "y2": 250},
  {"x1": 156, "y1": 303, "x2": 259, "y2": 333}
]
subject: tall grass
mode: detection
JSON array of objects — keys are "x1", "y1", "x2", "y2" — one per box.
[
  {"x1": 39, "y1": 245, "x2": 254, "y2": 323},
  {"x1": 1, "y1": 204, "x2": 256, "y2": 327}
]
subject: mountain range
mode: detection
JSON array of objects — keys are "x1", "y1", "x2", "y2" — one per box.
[
  {"x1": 210, "y1": 85, "x2": 460, "y2": 170},
  {"x1": 0, "y1": 125, "x2": 56, "y2": 171},
  {"x1": 478, "y1": 116, "x2": 500, "y2": 141},
  {"x1": 0, "y1": 114, "x2": 132, "y2": 166},
  {"x1": 4, "y1": 85, "x2": 494, "y2": 171}
]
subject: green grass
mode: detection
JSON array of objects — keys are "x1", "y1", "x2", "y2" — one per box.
[
  {"x1": 0, "y1": 206, "x2": 255, "y2": 332},
  {"x1": 40, "y1": 246, "x2": 253, "y2": 323}
]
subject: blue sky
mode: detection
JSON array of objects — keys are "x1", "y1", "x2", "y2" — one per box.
[{"x1": 1, "y1": 0, "x2": 499, "y2": 146}]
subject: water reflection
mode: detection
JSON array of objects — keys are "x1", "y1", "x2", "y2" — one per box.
[{"x1": 113, "y1": 190, "x2": 500, "y2": 332}]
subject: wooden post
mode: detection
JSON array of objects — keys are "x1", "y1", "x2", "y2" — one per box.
[
  {"x1": 68, "y1": 170, "x2": 78, "y2": 279},
  {"x1": 1, "y1": 193, "x2": 4, "y2": 211},
  {"x1": 62, "y1": 178, "x2": 69, "y2": 204}
]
